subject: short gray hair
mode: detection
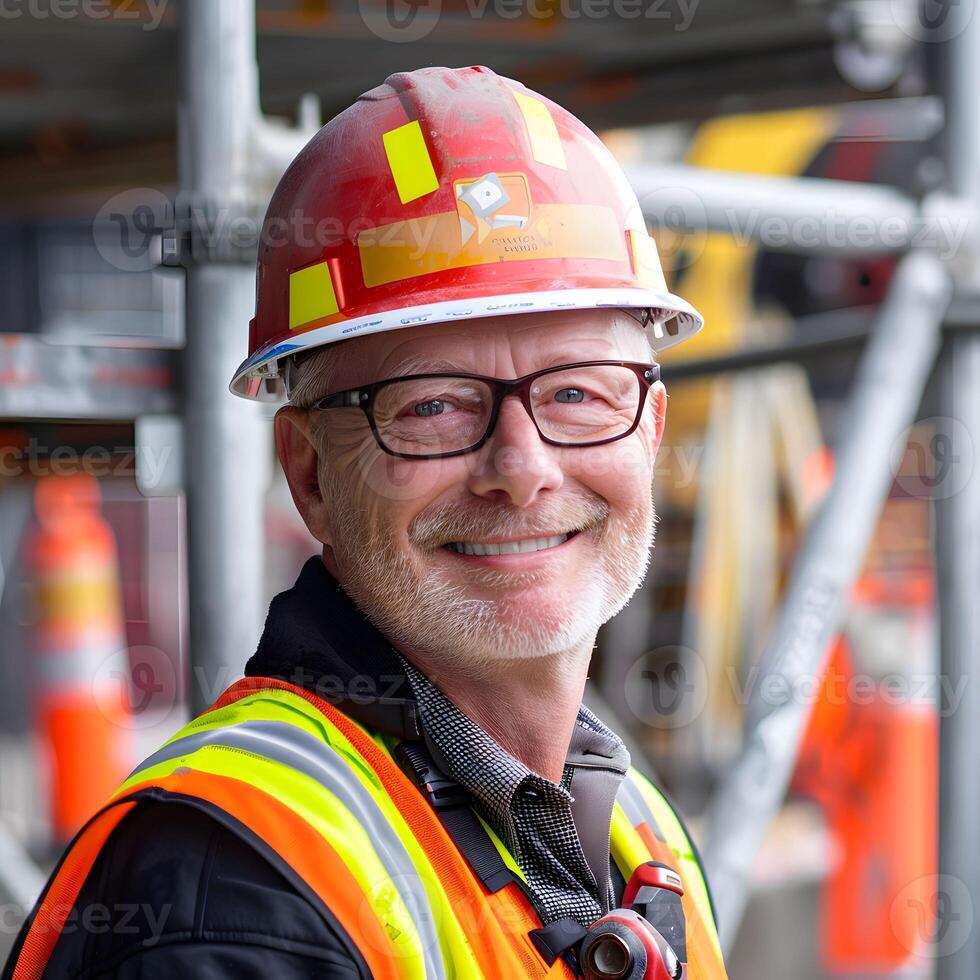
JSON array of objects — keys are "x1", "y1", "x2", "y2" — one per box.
[{"x1": 286, "y1": 347, "x2": 340, "y2": 409}]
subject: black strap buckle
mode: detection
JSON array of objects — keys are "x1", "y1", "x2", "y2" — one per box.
[
  {"x1": 528, "y1": 917, "x2": 587, "y2": 966},
  {"x1": 394, "y1": 741, "x2": 471, "y2": 810}
]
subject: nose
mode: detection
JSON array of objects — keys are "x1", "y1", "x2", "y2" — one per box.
[{"x1": 465, "y1": 395, "x2": 564, "y2": 508}]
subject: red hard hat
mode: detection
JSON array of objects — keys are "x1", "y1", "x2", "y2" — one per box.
[{"x1": 231, "y1": 65, "x2": 704, "y2": 401}]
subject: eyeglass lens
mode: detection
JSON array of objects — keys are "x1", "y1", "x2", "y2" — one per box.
[{"x1": 371, "y1": 364, "x2": 643, "y2": 456}]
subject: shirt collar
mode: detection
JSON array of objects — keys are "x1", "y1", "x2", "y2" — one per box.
[{"x1": 399, "y1": 650, "x2": 630, "y2": 810}]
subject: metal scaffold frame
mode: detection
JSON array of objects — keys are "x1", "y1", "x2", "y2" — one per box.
[
  {"x1": 178, "y1": 0, "x2": 313, "y2": 716},
  {"x1": 622, "y1": 10, "x2": 979, "y2": 976},
  {"x1": 933, "y1": 5, "x2": 980, "y2": 978}
]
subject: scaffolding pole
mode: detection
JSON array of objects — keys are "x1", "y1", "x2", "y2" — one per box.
[
  {"x1": 0, "y1": 822, "x2": 45, "y2": 918},
  {"x1": 934, "y1": 331, "x2": 980, "y2": 980},
  {"x1": 936, "y1": 1, "x2": 980, "y2": 976},
  {"x1": 700, "y1": 248, "x2": 951, "y2": 953},
  {"x1": 179, "y1": 0, "x2": 271, "y2": 714},
  {"x1": 625, "y1": 163, "x2": 923, "y2": 255}
]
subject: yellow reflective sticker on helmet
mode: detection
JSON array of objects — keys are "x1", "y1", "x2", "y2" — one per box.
[
  {"x1": 382, "y1": 119, "x2": 440, "y2": 205},
  {"x1": 513, "y1": 92, "x2": 567, "y2": 171},
  {"x1": 289, "y1": 261, "x2": 340, "y2": 331},
  {"x1": 628, "y1": 229, "x2": 668, "y2": 293},
  {"x1": 359, "y1": 203, "x2": 626, "y2": 288}
]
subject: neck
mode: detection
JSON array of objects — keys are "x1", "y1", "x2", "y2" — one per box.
[{"x1": 403, "y1": 645, "x2": 594, "y2": 785}]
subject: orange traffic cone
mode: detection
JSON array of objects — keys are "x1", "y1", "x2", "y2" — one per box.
[
  {"x1": 26, "y1": 473, "x2": 133, "y2": 844},
  {"x1": 793, "y1": 576, "x2": 938, "y2": 971}
]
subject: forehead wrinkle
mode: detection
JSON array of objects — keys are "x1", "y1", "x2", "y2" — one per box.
[
  {"x1": 383, "y1": 347, "x2": 632, "y2": 383},
  {"x1": 380, "y1": 353, "x2": 476, "y2": 379},
  {"x1": 339, "y1": 309, "x2": 650, "y2": 387}
]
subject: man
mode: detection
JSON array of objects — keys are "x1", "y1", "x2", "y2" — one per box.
[{"x1": 5, "y1": 66, "x2": 727, "y2": 978}]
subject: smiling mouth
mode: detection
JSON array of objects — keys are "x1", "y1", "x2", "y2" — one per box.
[{"x1": 444, "y1": 531, "x2": 579, "y2": 557}]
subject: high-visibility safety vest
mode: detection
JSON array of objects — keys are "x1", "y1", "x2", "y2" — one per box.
[{"x1": 12, "y1": 677, "x2": 729, "y2": 980}]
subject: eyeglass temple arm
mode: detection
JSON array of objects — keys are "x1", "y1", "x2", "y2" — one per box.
[{"x1": 317, "y1": 389, "x2": 369, "y2": 409}]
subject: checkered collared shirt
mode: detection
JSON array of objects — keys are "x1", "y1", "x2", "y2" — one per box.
[{"x1": 398, "y1": 654, "x2": 631, "y2": 927}]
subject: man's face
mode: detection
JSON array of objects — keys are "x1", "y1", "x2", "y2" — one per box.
[{"x1": 278, "y1": 309, "x2": 667, "y2": 678}]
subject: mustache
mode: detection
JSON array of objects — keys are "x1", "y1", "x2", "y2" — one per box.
[{"x1": 408, "y1": 489, "x2": 610, "y2": 548}]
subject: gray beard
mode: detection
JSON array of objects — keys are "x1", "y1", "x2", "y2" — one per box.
[{"x1": 322, "y1": 467, "x2": 657, "y2": 680}]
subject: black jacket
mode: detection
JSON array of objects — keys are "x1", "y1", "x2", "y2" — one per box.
[{"x1": 3, "y1": 558, "x2": 643, "y2": 979}]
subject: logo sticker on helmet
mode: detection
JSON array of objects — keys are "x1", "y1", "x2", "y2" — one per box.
[
  {"x1": 358, "y1": 170, "x2": 625, "y2": 290},
  {"x1": 454, "y1": 172, "x2": 532, "y2": 246}
]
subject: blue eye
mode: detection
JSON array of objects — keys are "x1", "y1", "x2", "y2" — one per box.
[
  {"x1": 413, "y1": 399, "x2": 447, "y2": 417},
  {"x1": 554, "y1": 387, "x2": 585, "y2": 403}
]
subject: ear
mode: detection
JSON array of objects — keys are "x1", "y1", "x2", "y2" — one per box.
[
  {"x1": 274, "y1": 406, "x2": 333, "y2": 547},
  {"x1": 648, "y1": 381, "x2": 667, "y2": 458}
]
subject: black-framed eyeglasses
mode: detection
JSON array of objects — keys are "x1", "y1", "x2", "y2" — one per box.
[{"x1": 310, "y1": 359, "x2": 660, "y2": 460}]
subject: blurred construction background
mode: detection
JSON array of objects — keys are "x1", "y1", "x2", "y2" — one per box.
[{"x1": 1, "y1": 1, "x2": 978, "y2": 978}]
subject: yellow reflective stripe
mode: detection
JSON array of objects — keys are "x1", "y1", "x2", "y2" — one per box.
[
  {"x1": 473, "y1": 812, "x2": 527, "y2": 884},
  {"x1": 155, "y1": 692, "x2": 379, "y2": 787},
  {"x1": 628, "y1": 229, "x2": 668, "y2": 293},
  {"x1": 118, "y1": 744, "x2": 430, "y2": 980},
  {"x1": 383, "y1": 120, "x2": 440, "y2": 205},
  {"x1": 610, "y1": 801, "x2": 652, "y2": 884},
  {"x1": 627, "y1": 769, "x2": 723, "y2": 962},
  {"x1": 135, "y1": 689, "x2": 485, "y2": 980},
  {"x1": 359, "y1": 203, "x2": 625, "y2": 289},
  {"x1": 513, "y1": 92, "x2": 567, "y2": 170},
  {"x1": 309, "y1": 716, "x2": 486, "y2": 979},
  {"x1": 289, "y1": 261, "x2": 340, "y2": 331}
]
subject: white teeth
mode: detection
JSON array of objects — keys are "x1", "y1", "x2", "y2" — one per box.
[{"x1": 448, "y1": 533, "x2": 571, "y2": 556}]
